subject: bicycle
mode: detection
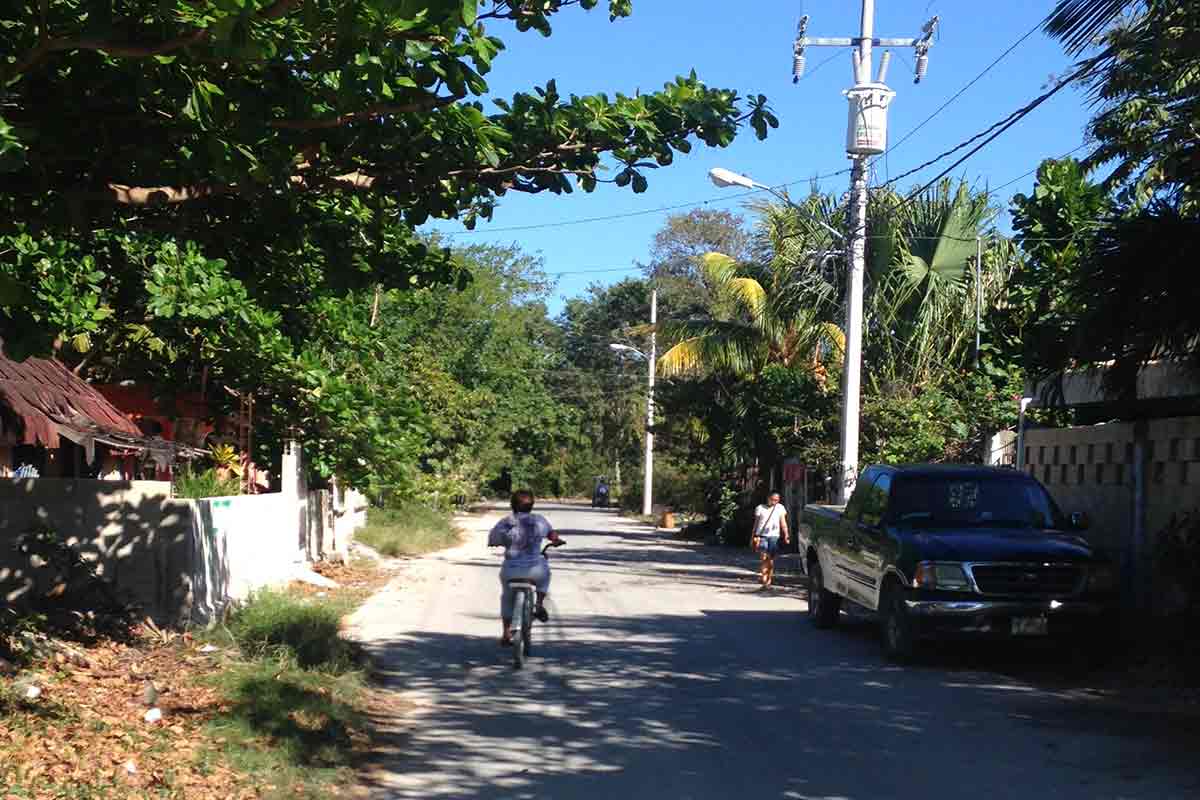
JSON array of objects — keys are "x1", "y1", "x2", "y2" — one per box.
[{"x1": 506, "y1": 539, "x2": 565, "y2": 669}]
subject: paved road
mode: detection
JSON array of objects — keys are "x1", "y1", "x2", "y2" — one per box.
[{"x1": 350, "y1": 503, "x2": 1199, "y2": 800}]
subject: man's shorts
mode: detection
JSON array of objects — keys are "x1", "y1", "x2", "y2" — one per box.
[{"x1": 756, "y1": 535, "x2": 781, "y2": 555}]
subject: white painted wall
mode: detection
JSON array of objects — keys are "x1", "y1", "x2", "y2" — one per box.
[
  {"x1": 2, "y1": 467, "x2": 369, "y2": 624},
  {"x1": 187, "y1": 492, "x2": 308, "y2": 622}
]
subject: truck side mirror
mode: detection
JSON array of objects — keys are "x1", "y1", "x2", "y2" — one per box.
[{"x1": 1070, "y1": 511, "x2": 1090, "y2": 531}]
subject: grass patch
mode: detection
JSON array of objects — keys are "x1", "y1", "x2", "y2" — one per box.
[
  {"x1": 193, "y1": 586, "x2": 376, "y2": 797},
  {"x1": 355, "y1": 504, "x2": 460, "y2": 557},
  {"x1": 220, "y1": 587, "x2": 360, "y2": 671},
  {"x1": 199, "y1": 660, "x2": 367, "y2": 799}
]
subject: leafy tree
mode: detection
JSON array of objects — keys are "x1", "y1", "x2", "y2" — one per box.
[
  {"x1": 655, "y1": 251, "x2": 842, "y2": 379},
  {"x1": 991, "y1": 158, "x2": 1110, "y2": 382},
  {"x1": 556, "y1": 278, "x2": 653, "y2": 490},
  {"x1": 0, "y1": 1, "x2": 778, "y2": 491},
  {"x1": 1046, "y1": 0, "x2": 1200, "y2": 209},
  {"x1": 2, "y1": 1, "x2": 775, "y2": 225},
  {"x1": 645, "y1": 209, "x2": 751, "y2": 318},
  {"x1": 865, "y1": 181, "x2": 1006, "y2": 390},
  {"x1": 1049, "y1": 201, "x2": 1200, "y2": 399}
]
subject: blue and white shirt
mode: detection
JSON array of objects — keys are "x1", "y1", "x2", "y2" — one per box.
[{"x1": 488, "y1": 512, "x2": 554, "y2": 569}]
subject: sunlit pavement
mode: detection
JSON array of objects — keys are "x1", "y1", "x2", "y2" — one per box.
[{"x1": 349, "y1": 503, "x2": 1200, "y2": 800}]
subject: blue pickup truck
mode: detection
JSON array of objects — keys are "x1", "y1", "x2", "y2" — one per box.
[{"x1": 798, "y1": 465, "x2": 1119, "y2": 661}]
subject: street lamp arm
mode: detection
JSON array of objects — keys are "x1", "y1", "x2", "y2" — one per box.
[
  {"x1": 759, "y1": 184, "x2": 846, "y2": 242},
  {"x1": 709, "y1": 167, "x2": 844, "y2": 241},
  {"x1": 609, "y1": 343, "x2": 648, "y2": 359}
]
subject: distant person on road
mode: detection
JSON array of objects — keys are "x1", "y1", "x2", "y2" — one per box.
[
  {"x1": 488, "y1": 490, "x2": 560, "y2": 646},
  {"x1": 752, "y1": 492, "x2": 789, "y2": 588}
]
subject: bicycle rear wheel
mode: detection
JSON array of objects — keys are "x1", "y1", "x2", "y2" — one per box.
[
  {"x1": 511, "y1": 589, "x2": 526, "y2": 669},
  {"x1": 522, "y1": 598, "x2": 534, "y2": 658}
]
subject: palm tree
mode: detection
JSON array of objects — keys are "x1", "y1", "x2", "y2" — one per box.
[
  {"x1": 654, "y1": 250, "x2": 844, "y2": 379},
  {"x1": 864, "y1": 180, "x2": 1002, "y2": 390}
]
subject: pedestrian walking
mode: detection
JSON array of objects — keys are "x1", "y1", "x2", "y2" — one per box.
[{"x1": 751, "y1": 492, "x2": 789, "y2": 588}]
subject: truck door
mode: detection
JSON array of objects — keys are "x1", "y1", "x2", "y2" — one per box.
[
  {"x1": 830, "y1": 468, "x2": 878, "y2": 604},
  {"x1": 853, "y1": 470, "x2": 891, "y2": 611}
]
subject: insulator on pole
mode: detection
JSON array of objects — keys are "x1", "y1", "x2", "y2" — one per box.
[
  {"x1": 793, "y1": 50, "x2": 807, "y2": 83},
  {"x1": 851, "y1": 50, "x2": 863, "y2": 84},
  {"x1": 914, "y1": 53, "x2": 929, "y2": 83},
  {"x1": 877, "y1": 50, "x2": 892, "y2": 83}
]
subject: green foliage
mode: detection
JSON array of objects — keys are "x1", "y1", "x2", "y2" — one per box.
[
  {"x1": 1156, "y1": 511, "x2": 1200, "y2": 615},
  {"x1": 993, "y1": 158, "x2": 1111, "y2": 381},
  {"x1": 205, "y1": 661, "x2": 364, "y2": 787},
  {"x1": 1056, "y1": 202, "x2": 1200, "y2": 396},
  {"x1": 860, "y1": 370, "x2": 1023, "y2": 467},
  {"x1": 1047, "y1": 0, "x2": 1200, "y2": 210},
  {"x1": 173, "y1": 466, "x2": 243, "y2": 499},
  {"x1": 1004, "y1": 157, "x2": 1199, "y2": 399},
  {"x1": 648, "y1": 209, "x2": 752, "y2": 319},
  {"x1": 1, "y1": 1, "x2": 773, "y2": 245},
  {"x1": 0, "y1": 1, "x2": 775, "y2": 500},
  {"x1": 225, "y1": 588, "x2": 358, "y2": 672},
  {"x1": 0, "y1": 229, "x2": 112, "y2": 360},
  {"x1": 355, "y1": 506, "x2": 460, "y2": 557}
]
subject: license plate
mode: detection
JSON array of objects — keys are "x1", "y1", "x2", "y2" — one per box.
[{"x1": 1011, "y1": 616, "x2": 1048, "y2": 636}]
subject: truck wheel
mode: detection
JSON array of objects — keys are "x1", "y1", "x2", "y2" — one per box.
[
  {"x1": 881, "y1": 582, "x2": 917, "y2": 663},
  {"x1": 807, "y1": 558, "x2": 841, "y2": 629}
]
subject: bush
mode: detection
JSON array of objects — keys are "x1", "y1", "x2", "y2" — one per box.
[
  {"x1": 174, "y1": 466, "x2": 241, "y2": 499},
  {"x1": 355, "y1": 505, "x2": 459, "y2": 557},
  {"x1": 1156, "y1": 511, "x2": 1200, "y2": 616},
  {"x1": 225, "y1": 588, "x2": 357, "y2": 672}
]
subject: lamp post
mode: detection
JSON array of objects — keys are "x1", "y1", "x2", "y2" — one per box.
[{"x1": 610, "y1": 288, "x2": 657, "y2": 517}]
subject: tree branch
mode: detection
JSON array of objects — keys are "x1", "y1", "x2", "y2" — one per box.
[
  {"x1": 8, "y1": 30, "x2": 209, "y2": 79},
  {"x1": 6, "y1": 0, "x2": 300, "y2": 81},
  {"x1": 104, "y1": 182, "x2": 236, "y2": 205},
  {"x1": 258, "y1": 0, "x2": 301, "y2": 21},
  {"x1": 268, "y1": 95, "x2": 460, "y2": 130}
]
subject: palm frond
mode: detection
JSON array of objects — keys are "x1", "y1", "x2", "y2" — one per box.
[{"x1": 655, "y1": 319, "x2": 766, "y2": 378}]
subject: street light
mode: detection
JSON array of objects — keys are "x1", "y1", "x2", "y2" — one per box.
[
  {"x1": 609, "y1": 343, "x2": 645, "y2": 358},
  {"x1": 610, "y1": 289, "x2": 658, "y2": 520},
  {"x1": 708, "y1": 168, "x2": 845, "y2": 241}
]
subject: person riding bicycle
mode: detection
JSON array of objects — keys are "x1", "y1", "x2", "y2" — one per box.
[{"x1": 488, "y1": 489, "x2": 560, "y2": 646}]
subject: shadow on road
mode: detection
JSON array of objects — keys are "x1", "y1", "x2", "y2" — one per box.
[{"x1": 358, "y1": 513, "x2": 1200, "y2": 800}]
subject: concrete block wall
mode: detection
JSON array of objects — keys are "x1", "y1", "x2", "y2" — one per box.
[
  {"x1": 1024, "y1": 417, "x2": 1200, "y2": 553},
  {"x1": 186, "y1": 492, "x2": 308, "y2": 623},
  {"x1": 0, "y1": 479, "x2": 193, "y2": 616},
  {"x1": 1, "y1": 442, "x2": 369, "y2": 623}
]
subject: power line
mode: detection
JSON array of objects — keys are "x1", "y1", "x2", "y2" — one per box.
[
  {"x1": 548, "y1": 266, "x2": 641, "y2": 276},
  {"x1": 871, "y1": 18, "x2": 1044, "y2": 167},
  {"x1": 988, "y1": 142, "x2": 1090, "y2": 194},
  {"x1": 440, "y1": 167, "x2": 854, "y2": 237},
  {"x1": 872, "y1": 62, "x2": 1092, "y2": 214},
  {"x1": 898, "y1": 64, "x2": 1092, "y2": 203},
  {"x1": 798, "y1": 49, "x2": 846, "y2": 82}
]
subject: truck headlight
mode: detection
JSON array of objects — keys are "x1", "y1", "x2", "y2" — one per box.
[
  {"x1": 1086, "y1": 564, "x2": 1117, "y2": 592},
  {"x1": 913, "y1": 562, "x2": 971, "y2": 591}
]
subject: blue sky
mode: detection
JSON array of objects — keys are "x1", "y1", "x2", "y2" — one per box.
[{"x1": 427, "y1": 1, "x2": 1093, "y2": 314}]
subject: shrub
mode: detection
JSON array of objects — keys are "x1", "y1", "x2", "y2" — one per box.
[
  {"x1": 1156, "y1": 511, "x2": 1200, "y2": 616},
  {"x1": 225, "y1": 589, "x2": 357, "y2": 672},
  {"x1": 355, "y1": 505, "x2": 459, "y2": 557},
  {"x1": 174, "y1": 466, "x2": 241, "y2": 499}
]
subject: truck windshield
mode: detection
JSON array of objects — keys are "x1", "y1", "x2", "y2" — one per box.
[{"x1": 888, "y1": 476, "x2": 1065, "y2": 530}]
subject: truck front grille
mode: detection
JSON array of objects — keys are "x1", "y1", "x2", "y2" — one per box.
[{"x1": 968, "y1": 563, "x2": 1082, "y2": 596}]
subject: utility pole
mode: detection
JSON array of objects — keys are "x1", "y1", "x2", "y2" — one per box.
[
  {"x1": 793, "y1": 2, "x2": 938, "y2": 504},
  {"x1": 643, "y1": 288, "x2": 657, "y2": 518},
  {"x1": 975, "y1": 235, "x2": 983, "y2": 369}
]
